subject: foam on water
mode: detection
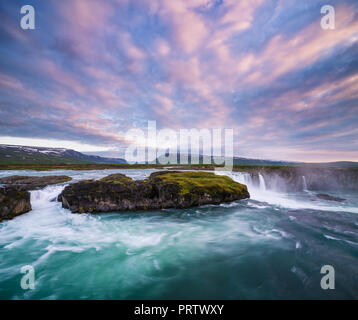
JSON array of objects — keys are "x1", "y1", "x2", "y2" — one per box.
[
  {"x1": 0, "y1": 168, "x2": 357, "y2": 299},
  {"x1": 216, "y1": 171, "x2": 358, "y2": 214},
  {"x1": 31, "y1": 185, "x2": 66, "y2": 210}
]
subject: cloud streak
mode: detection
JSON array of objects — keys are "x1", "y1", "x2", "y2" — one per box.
[{"x1": 0, "y1": 0, "x2": 357, "y2": 161}]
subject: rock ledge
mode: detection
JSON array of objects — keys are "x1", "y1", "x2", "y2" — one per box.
[
  {"x1": 0, "y1": 187, "x2": 31, "y2": 221},
  {"x1": 0, "y1": 175, "x2": 72, "y2": 191}
]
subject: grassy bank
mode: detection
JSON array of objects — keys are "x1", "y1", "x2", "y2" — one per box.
[
  {"x1": 0, "y1": 163, "x2": 220, "y2": 171},
  {"x1": 0, "y1": 163, "x2": 357, "y2": 172}
]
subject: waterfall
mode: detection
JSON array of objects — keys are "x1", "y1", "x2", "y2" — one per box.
[
  {"x1": 30, "y1": 185, "x2": 66, "y2": 210},
  {"x1": 302, "y1": 176, "x2": 308, "y2": 192},
  {"x1": 259, "y1": 174, "x2": 267, "y2": 191},
  {"x1": 229, "y1": 172, "x2": 253, "y2": 188},
  {"x1": 238, "y1": 173, "x2": 253, "y2": 186}
]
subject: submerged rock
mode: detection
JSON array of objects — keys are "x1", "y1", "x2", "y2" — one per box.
[
  {"x1": 0, "y1": 187, "x2": 31, "y2": 221},
  {"x1": 316, "y1": 194, "x2": 346, "y2": 202},
  {"x1": 58, "y1": 171, "x2": 250, "y2": 213},
  {"x1": 0, "y1": 175, "x2": 72, "y2": 191}
]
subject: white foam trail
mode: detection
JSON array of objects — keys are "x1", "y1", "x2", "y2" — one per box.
[{"x1": 324, "y1": 234, "x2": 342, "y2": 241}]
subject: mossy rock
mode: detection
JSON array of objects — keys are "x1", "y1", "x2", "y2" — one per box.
[
  {"x1": 59, "y1": 171, "x2": 250, "y2": 213},
  {"x1": 99, "y1": 174, "x2": 132, "y2": 184},
  {"x1": 150, "y1": 171, "x2": 248, "y2": 196},
  {"x1": 0, "y1": 187, "x2": 32, "y2": 221}
]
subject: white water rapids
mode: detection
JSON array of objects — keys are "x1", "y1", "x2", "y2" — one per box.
[
  {"x1": 215, "y1": 171, "x2": 358, "y2": 214},
  {"x1": 22, "y1": 169, "x2": 358, "y2": 214},
  {"x1": 0, "y1": 168, "x2": 357, "y2": 299}
]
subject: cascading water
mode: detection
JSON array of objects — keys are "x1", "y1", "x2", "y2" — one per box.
[
  {"x1": 216, "y1": 171, "x2": 358, "y2": 214},
  {"x1": 30, "y1": 185, "x2": 66, "y2": 210},
  {"x1": 259, "y1": 174, "x2": 267, "y2": 191},
  {"x1": 302, "y1": 176, "x2": 308, "y2": 192},
  {"x1": 230, "y1": 172, "x2": 253, "y2": 187},
  {"x1": 1, "y1": 168, "x2": 358, "y2": 300}
]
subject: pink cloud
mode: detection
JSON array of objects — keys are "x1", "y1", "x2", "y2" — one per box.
[
  {"x1": 158, "y1": 0, "x2": 208, "y2": 53},
  {"x1": 241, "y1": 5, "x2": 358, "y2": 86}
]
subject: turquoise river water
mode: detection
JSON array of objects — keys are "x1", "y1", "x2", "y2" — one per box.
[{"x1": 0, "y1": 169, "x2": 357, "y2": 299}]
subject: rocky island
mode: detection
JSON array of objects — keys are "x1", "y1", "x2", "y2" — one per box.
[{"x1": 58, "y1": 171, "x2": 250, "y2": 213}]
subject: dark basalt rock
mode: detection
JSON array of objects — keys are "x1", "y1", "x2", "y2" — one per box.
[
  {"x1": 316, "y1": 194, "x2": 346, "y2": 202},
  {"x1": 0, "y1": 175, "x2": 72, "y2": 191},
  {"x1": 58, "y1": 171, "x2": 250, "y2": 213},
  {"x1": 0, "y1": 187, "x2": 31, "y2": 221}
]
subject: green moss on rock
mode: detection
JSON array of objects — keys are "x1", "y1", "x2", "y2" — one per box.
[
  {"x1": 55, "y1": 176, "x2": 72, "y2": 183},
  {"x1": 59, "y1": 171, "x2": 250, "y2": 213},
  {"x1": 99, "y1": 173, "x2": 132, "y2": 184},
  {"x1": 150, "y1": 171, "x2": 248, "y2": 196},
  {"x1": 0, "y1": 187, "x2": 32, "y2": 221}
]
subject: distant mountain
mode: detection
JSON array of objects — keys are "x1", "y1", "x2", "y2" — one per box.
[
  {"x1": 154, "y1": 153, "x2": 358, "y2": 167},
  {"x1": 232, "y1": 157, "x2": 298, "y2": 166},
  {"x1": 154, "y1": 153, "x2": 298, "y2": 166},
  {"x1": 1, "y1": 145, "x2": 356, "y2": 167},
  {"x1": 0, "y1": 144, "x2": 127, "y2": 165},
  {"x1": 302, "y1": 161, "x2": 358, "y2": 168}
]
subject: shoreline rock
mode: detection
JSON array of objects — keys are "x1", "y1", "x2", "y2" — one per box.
[
  {"x1": 0, "y1": 187, "x2": 31, "y2": 221},
  {"x1": 0, "y1": 175, "x2": 72, "y2": 191},
  {"x1": 58, "y1": 171, "x2": 250, "y2": 213},
  {"x1": 316, "y1": 194, "x2": 346, "y2": 202}
]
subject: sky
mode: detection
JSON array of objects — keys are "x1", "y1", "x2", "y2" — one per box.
[{"x1": 0, "y1": 0, "x2": 358, "y2": 162}]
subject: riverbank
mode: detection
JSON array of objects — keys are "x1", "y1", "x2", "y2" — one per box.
[{"x1": 1, "y1": 163, "x2": 357, "y2": 191}]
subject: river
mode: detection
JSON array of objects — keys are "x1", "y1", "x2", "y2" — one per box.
[{"x1": 0, "y1": 169, "x2": 357, "y2": 299}]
